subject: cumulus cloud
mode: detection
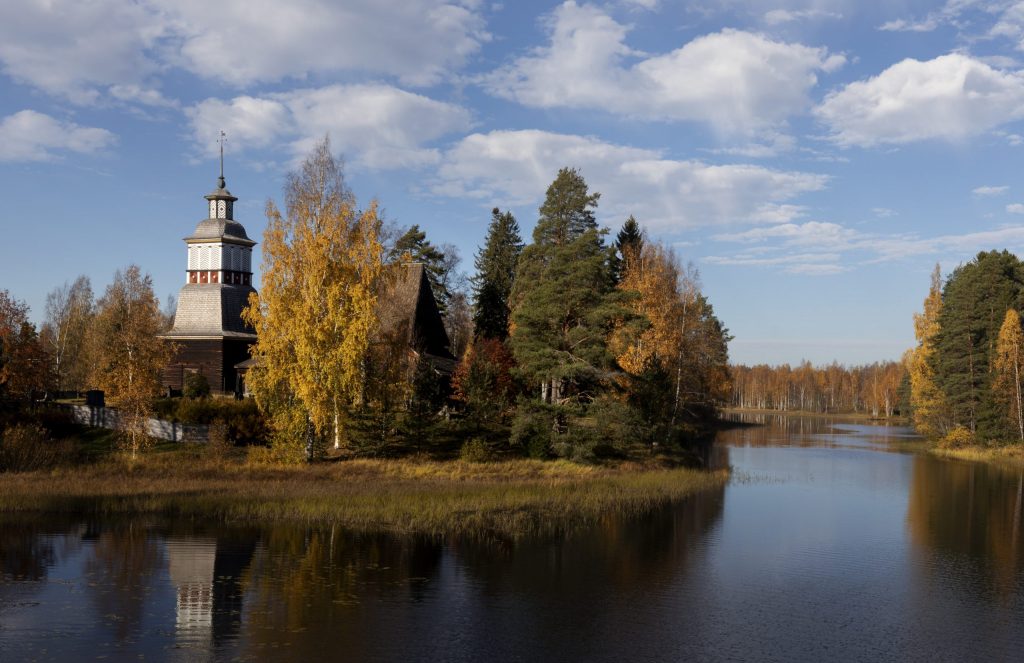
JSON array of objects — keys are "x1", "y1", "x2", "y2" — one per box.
[
  {"x1": 159, "y1": 0, "x2": 488, "y2": 87},
  {"x1": 815, "y1": 54, "x2": 1024, "y2": 147},
  {"x1": 0, "y1": 110, "x2": 115, "y2": 162},
  {"x1": 482, "y1": 2, "x2": 843, "y2": 134},
  {"x1": 187, "y1": 84, "x2": 471, "y2": 169},
  {"x1": 0, "y1": 0, "x2": 488, "y2": 103},
  {"x1": 430, "y1": 129, "x2": 828, "y2": 228},
  {"x1": 0, "y1": 0, "x2": 165, "y2": 103}
]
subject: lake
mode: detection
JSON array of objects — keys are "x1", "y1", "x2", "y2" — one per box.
[{"x1": 2, "y1": 414, "x2": 1023, "y2": 661}]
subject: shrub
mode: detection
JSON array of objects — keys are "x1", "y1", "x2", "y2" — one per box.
[
  {"x1": 939, "y1": 425, "x2": 976, "y2": 449},
  {"x1": 152, "y1": 397, "x2": 269, "y2": 445},
  {"x1": 0, "y1": 424, "x2": 76, "y2": 472},
  {"x1": 183, "y1": 372, "x2": 211, "y2": 399},
  {"x1": 204, "y1": 418, "x2": 232, "y2": 462},
  {"x1": 511, "y1": 405, "x2": 551, "y2": 459},
  {"x1": 459, "y1": 437, "x2": 492, "y2": 462}
]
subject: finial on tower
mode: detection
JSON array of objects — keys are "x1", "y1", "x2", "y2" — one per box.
[{"x1": 217, "y1": 130, "x2": 227, "y2": 189}]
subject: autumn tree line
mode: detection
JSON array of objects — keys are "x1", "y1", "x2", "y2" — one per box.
[
  {"x1": 0, "y1": 139, "x2": 732, "y2": 463},
  {"x1": 242, "y1": 140, "x2": 731, "y2": 461},
  {"x1": 906, "y1": 251, "x2": 1024, "y2": 446},
  {"x1": 729, "y1": 361, "x2": 905, "y2": 417}
]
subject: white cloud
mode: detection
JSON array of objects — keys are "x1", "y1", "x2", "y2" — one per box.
[
  {"x1": 0, "y1": 110, "x2": 115, "y2": 162},
  {"x1": 0, "y1": 0, "x2": 165, "y2": 103},
  {"x1": 764, "y1": 9, "x2": 842, "y2": 25},
  {"x1": 188, "y1": 84, "x2": 471, "y2": 169},
  {"x1": 0, "y1": 0, "x2": 487, "y2": 103},
  {"x1": 159, "y1": 0, "x2": 489, "y2": 87},
  {"x1": 431, "y1": 129, "x2": 828, "y2": 228},
  {"x1": 872, "y1": 207, "x2": 897, "y2": 218},
  {"x1": 707, "y1": 217, "x2": 1024, "y2": 273},
  {"x1": 1007, "y1": 203, "x2": 1024, "y2": 213},
  {"x1": 482, "y1": 2, "x2": 843, "y2": 134},
  {"x1": 815, "y1": 54, "x2": 1024, "y2": 147},
  {"x1": 974, "y1": 185, "x2": 1009, "y2": 195}
]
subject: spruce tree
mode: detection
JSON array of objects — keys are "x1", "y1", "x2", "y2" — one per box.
[
  {"x1": 472, "y1": 208, "x2": 523, "y2": 340},
  {"x1": 610, "y1": 215, "x2": 644, "y2": 284},
  {"x1": 932, "y1": 250, "x2": 1024, "y2": 439}
]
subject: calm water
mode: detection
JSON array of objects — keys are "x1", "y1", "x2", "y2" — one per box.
[{"x1": 3, "y1": 415, "x2": 1024, "y2": 662}]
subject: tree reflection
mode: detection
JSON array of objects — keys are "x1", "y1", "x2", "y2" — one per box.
[
  {"x1": 84, "y1": 522, "x2": 164, "y2": 642},
  {"x1": 908, "y1": 455, "x2": 1024, "y2": 591}
]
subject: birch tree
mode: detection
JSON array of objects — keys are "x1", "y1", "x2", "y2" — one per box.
[
  {"x1": 42, "y1": 276, "x2": 94, "y2": 392},
  {"x1": 91, "y1": 266, "x2": 171, "y2": 458},
  {"x1": 242, "y1": 137, "x2": 385, "y2": 460},
  {"x1": 994, "y1": 308, "x2": 1024, "y2": 443}
]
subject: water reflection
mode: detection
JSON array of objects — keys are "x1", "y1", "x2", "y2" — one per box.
[
  {"x1": 908, "y1": 455, "x2": 1024, "y2": 589},
  {"x1": 5, "y1": 417, "x2": 1024, "y2": 661}
]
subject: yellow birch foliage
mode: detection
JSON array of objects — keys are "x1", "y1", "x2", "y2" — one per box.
[
  {"x1": 993, "y1": 308, "x2": 1024, "y2": 444},
  {"x1": 909, "y1": 264, "x2": 949, "y2": 438},
  {"x1": 612, "y1": 242, "x2": 682, "y2": 375},
  {"x1": 242, "y1": 138, "x2": 385, "y2": 455},
  {"x1": 90, "y1": 265, "x2": 173, "y2": 458}
]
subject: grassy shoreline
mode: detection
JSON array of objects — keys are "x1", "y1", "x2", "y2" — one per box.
[
  {"x1": 0, "y1": 451, "x2": 727, "y2": 538},
  {"x1": 929, "y1": 445, "x2": 1024, "y2": 467}
]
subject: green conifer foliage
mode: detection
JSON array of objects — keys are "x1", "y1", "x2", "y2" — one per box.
[
  {"x1": 610, "y1": 215, "x2": 644, "y2": 284},
  {"x1": 933, "y1": 250, "x2": 1024, "y2": 438},
  {"x1": 472, "y1": 208, "x2": 523, "y2": 340},
  {"x1": 510, "y1": 169, "x2": 628, "y2": 454}
]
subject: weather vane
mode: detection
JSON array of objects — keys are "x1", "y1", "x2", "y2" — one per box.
[{"x1": 218, "y1": 130, "x2": 227, "y2": 180}]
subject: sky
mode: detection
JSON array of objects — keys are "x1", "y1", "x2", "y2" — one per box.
[{"x1": 2, "y1": 0, "x2": 1024, "y2": 366}]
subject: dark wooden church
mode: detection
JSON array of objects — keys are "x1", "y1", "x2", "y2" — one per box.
[{"x1": 161, "y1": 168, "x2": 257, "y2": 394}]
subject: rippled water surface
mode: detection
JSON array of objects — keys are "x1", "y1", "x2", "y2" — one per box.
[{"x1": 3, "y1": 414, "x2": 1024, "y2": 661}]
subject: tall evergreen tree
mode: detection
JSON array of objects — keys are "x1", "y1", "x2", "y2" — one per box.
[
  {"x1": 472, "y1": 208, "x2": 522, "y2": 340},
  {"x1": 933, "y1": 250, "x2": 1024, "y2": 438},
  {"x1": 510, "y1": 169, "x2": 627, "y2": 455},
  {"x1": 610, "y1": 215, "x2": 644, "y2": 284}
]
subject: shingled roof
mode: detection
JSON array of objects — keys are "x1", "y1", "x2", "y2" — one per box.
[
  {"x1": 377, "y1": 262, "x2": 453, "y2": 360},
  {"x1": 163, "y1": 283, "x2": 257, "y2": 339}
]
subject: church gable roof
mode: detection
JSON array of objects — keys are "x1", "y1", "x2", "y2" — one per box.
[{"x1": 377, "y1": 263, "x2": 452, "y2": 359}]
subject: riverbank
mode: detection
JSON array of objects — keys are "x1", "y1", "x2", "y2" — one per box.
[
  {"x1": 0, "y1": 449, "x2": 727, "y2": 538},
  {"x1": 930, "y1": 445, "x2": 1024, "y2": 468}
]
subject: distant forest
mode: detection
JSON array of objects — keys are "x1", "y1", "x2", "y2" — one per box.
[{"x1": 729, "y1": 361, "x2": 905, "y2": 417}]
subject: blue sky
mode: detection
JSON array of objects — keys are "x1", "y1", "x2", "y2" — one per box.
[{"x1": 2, "y1": 0, "x2": 1024, "y2": 365}]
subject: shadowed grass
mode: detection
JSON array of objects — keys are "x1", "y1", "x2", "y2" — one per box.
[{"x1": 0, "y1": 451, "x2": 727, "y2": 538}]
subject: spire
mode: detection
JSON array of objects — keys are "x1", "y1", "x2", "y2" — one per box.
[{"x1": 217, "y1": 130, "x2": 226, "y2": 190}]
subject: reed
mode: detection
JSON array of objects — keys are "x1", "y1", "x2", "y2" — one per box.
[{"x1": 0, "y1": 451, "x2": 727, "y2": 537}]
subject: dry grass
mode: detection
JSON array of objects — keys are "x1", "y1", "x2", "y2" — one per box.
[
  {"x1": 0, "y1": 450, "x2": 727, "y2": 538},
  {"x1": 930, "y1": 445, "x2": 1024, "y2": 467}
]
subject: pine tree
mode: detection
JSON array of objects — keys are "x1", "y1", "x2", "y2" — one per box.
[
  {"x1": 908, "y1": 264, "x2": 949, "y2": 438},
  {"x1": 993, "y1": 308, "x2": 1024, "y2": 443},
  {"x1": 243, "y1": 137, "x2": 386, "y2": 460},
  {"x1": 509, "y1": 169, "x2": 626, "y2": 454},
  {"x1": 472, "y1": 208, "x2": 522, "y2": 341},
  {"x1": 933, "y1": 251, "x2": 1024, "y2": 438}
]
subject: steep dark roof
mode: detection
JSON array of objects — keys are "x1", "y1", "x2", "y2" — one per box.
[{"x1": 376, "y1": 263, "x2": 453, "y2": 359}]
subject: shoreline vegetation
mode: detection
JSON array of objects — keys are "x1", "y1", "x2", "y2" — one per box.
[{"x1": 0, "y1": 438, "x2": 727, "y2": 537}]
